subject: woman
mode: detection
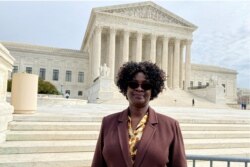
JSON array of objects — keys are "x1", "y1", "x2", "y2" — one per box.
[{"x1": 91, "y1": 61, "x2": 187, "y2": 167}]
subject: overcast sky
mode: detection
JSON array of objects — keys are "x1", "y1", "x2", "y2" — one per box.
[{"x1": 0, "y1": 1, "x2": 249, "y2": 89}]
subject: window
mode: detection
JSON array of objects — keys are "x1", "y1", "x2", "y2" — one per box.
[
  {"x1": 26, "y1": 67, "x2": 32, "y2": 74},
  {"x1": 222, "y1": 84, "x2": 226, "y2": 93},
  {"x1": 13, "y1": 66, "x2": 18, "y2": 73},
  {"x1": 78, "y1": 72, "x2": 84, "y2": 83},
  {"x1": 78, "y1": 91, "x2": 83, "y2": 96},
  {"x1": 53, "y1": 69, "x2": 59, "y2": 81},
  {"x1": 11, "y1": 66, "x2": 18, "y2": 77},
  {"x1": 65, "y1": 70, "x2": 72, "y2": 82},
  {"x1": 190, "y1": 81, "x2": 193, "y2": 88},
  {"x1": 39, "y1": 68, "x2": 46, "y2": 80}
]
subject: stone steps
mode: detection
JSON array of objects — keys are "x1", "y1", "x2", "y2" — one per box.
[
  {"x1": 6, "y1": 131, "x2": 99, "y2": 141},
  {"x1": 12, "y1": 114, "x2": 250, "y2": 124},
  {"x1": 0, "y1": 152, "x2": 93, "y2": 167},
  {"x1": 0, "y1": 104, "x2": 249, "y2": 167},
  {"x1": 8, "y1": 121, "x2": 250, "y2": 131},
  {"x1": 0, "y1": 140, "x2": 96, "y2": 154},
  {"x1": 0, "y1": 148, "x2": 249, "y2": 167},
  {"x1": 1, "y1": 139, "x2": 250, "y2": 154},
  {"x1": 5, "y1": 130, "x2": 250, "y2": 141}
]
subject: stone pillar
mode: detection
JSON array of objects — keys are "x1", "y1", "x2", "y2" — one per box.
[
  {"x1": 173, "y1": 38, "x2": 180, "y2": 89},
  {"x1": 0, "y1": 43, "x2": 15, "y2": 143},
  {"x1": 92, "y1": 26, "x2": 102, "y2": 81},
  {"x1": 108, "y1": 27, "x2": 116, "y2": 80},
  {"x1": 150, "y1": 34, "x2": 157, "y2": 63},
  {"x1": 136, "y1": 32, "x2": 142, "y2": 62},
  {"x1": 11, "y1": 73, "x2": 38, "y2": 114},
  {"x1": 185, "y1": 40, "x2": 192, "y2": 90},
  {"x1": 122, "y1": 30, "x2": 129, "y2": 63},
  {"x1": 162, "y1": 36, "x2": 169, "y2": 88},
  {"x1": 168, "y1": 45, "x2": 173, "y2": 88},
  {"x1": 179, "y1": 42, "x2": 184, "y2": 89}
]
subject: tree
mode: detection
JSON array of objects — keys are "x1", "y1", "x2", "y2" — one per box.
[{"x1": 7, "y1": 79, "x2": 60, "y2": 95}]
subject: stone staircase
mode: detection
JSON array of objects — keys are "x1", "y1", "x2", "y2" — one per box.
[
  {"x1": 0, "y1": 104, "x2": 250, "y2": 167},
  {"x1": 103, "y1": 89, "x2": 230, "y2": 109}
]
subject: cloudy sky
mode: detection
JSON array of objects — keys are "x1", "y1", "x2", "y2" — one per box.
[{"x1": 0, "y1": 1, "x2": 249, "y2": 89}]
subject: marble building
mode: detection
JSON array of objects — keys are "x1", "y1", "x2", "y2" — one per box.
[{"x1": 1, "y1": 1, "x2": 237, "y2": 102}]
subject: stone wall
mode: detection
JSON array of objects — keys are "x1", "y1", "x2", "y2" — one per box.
[{"x1": 0, "y1": 43, "x2": 15, "y2": 143}]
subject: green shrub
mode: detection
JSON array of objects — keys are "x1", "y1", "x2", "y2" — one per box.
[
  {"x1": 7, "y1": 79, "x2": 60, "y2": 95},
  {"x1": 38, "y1": 79, "x2": 60, "y2": 95},
  {"x1": 7, "y1": 80, "x2": 12, "y2": 92}
]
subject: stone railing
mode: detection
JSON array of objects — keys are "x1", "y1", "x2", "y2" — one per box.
[{"x1": 0, "y1": 43, "x2": 15, "y2": 143}]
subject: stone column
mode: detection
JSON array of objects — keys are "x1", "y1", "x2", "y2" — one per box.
[
  {"x1": 162, "y1": 36, "x2": 169, "y2": 88},
  {"x1": 122, "y1": 30, "x2": 130, "y2": 63},
  {"x1": 168, "y1": 45, "x2": 173, "y2": 88},
  {"x1": 150, "y1": 34, "x2": 157, "y2": 63},
  {"x1": 93, "y1": 26, "x2": 102, "y2": 81},
  {"x1": 136, "y1": 32, "x2": 142, "y2": 62},
  {"x1": 185, "y1": 40, "x2": 192, "y2": 90},
  {"x1": 108, "y1": 27, "x2": 116, "y2": 80},
  {"x1": 0, "y1": 43, "x2": 14, "y2": 143},
  {"x1": 173, "y1": 38, "x2": 180, "y2": 89},
  {"x1": 179, "y1": 42, "x2": 184, "y2": 89}
]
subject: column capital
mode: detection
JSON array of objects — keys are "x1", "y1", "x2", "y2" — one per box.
[
  {"x1": 95, "y1": 25, "x2": 102, "y2": 33},
  {"x1": 109, "y1": 27, "x2": 116, "y2": 34},
  {"x1": 185, "y1": 39, "x2": 193, "y2": 45},
  {"x1": 163, "y1": 35, "x2": 169, "y2": 40},
  {"x1": 136, "y1": 32, "x2": 143, "y2": 38},
  {"x1": 123, "y1": 30, "x2": 130, "y2": 36},
  {"x1": 174, "y1": 38, "x2": 181, "y2": 45}
]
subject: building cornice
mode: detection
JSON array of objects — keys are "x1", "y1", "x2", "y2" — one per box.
[
  {"x1": 93, "y1": 1, "x2": 197, "y2": 29},
  {"x1": 0, "y1": 43, "x2": 15, "y2": 67},
  {"x1": 191, "y1": 63, "x2": 238, "y2": 75},
  {"x1": 81, "y1": 1, "x2": 197, "y2": 51},
  {"x1": 97, "y1": 12, "x2": 195, "y2": 34},
  {"x1": 1, "y1": 42, "x2": 88, "y2": 59}
]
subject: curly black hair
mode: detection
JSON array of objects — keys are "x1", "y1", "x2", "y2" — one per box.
[{"x1": 116, "y1": 61, "x2": 166, "y2": 100}]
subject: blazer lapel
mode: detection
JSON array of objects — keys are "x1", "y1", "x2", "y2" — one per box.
[
  {"x1": 118, "y1": 109, "x2": 133, "y2": 167},
  {"x1": 133, "y1": 107, "x2": 158, "y2": 167}
]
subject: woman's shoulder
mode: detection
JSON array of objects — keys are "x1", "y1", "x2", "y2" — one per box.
[
  {"x1": 155, "y1": 111, "x2": 179, "y2": 125},
  {"x1": 103, "y1": 111, "x2": 122, "y2": 120}
]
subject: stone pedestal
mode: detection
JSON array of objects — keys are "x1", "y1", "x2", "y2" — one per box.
[
  {"x1": 11, "y1": 73, "x2": 38, "y2": 114},
  {"x1": 0, "y1": 43, "x2": 15, "y2": 143},
  {"x1": 206, "y1": 85, "x2": 226, "y2": 104},
  {"x1": 84, "y1": 76, "x2": 118, "y2": 103},
  {"x1": 189, "y1": 85, "x2": 226, "y2": 104}
]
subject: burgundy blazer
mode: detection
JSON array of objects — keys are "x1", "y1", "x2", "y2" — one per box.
[{"x1": 91, "y1": 107, "x2": 187, "y2": 167}]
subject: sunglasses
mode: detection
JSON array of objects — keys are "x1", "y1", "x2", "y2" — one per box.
[{"x1": 127, "y1": 81, "x2": 152, "y2": 90}]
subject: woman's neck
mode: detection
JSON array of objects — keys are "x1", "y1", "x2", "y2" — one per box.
[{"x1": 129, "y1": 105, "x2": 149, "y2": 118}]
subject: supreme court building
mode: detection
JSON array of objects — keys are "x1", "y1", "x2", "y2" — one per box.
[{"x1": 1, "y1": 2, "x2": 237, "y2": 103}]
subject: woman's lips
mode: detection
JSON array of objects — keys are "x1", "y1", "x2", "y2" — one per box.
[{"x1": 133, "y1": 92, "x2": 144, "y2": 98}]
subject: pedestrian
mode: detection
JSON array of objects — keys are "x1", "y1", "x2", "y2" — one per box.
[
  {"x1": 192, "y1": 98, "x2": 195, "y2": 106},
  {"x1": 65, "y1": 92, "x2": 69, "y2": 99}
]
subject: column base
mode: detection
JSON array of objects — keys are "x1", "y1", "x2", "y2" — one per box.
[{"x1": 0, "y1": 101, "x2": 14, "y2": 143}]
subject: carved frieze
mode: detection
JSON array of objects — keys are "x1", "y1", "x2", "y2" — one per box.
[{"x1": 102, "y1": 6, "x2": 189, "y2": 27}]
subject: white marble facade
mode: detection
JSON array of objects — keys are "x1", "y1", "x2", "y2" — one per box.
[
  {"x1": 82, "y1": 2, "x2": 196, "y2": 91},
  {"x1": 1, "y1": 1, "x2": 237, "y2": 102},
  {"x1": 0, "y1": 43, "x2": 14, "y2": 143}
]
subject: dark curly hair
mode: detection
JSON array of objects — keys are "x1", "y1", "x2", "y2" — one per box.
[{"x1": 116, "y1": 61, "x2": 166, "y2": 100}]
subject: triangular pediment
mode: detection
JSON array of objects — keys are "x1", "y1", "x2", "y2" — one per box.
[{"x1": 94, "y1": 1, "x2": 196, "y2": 28}]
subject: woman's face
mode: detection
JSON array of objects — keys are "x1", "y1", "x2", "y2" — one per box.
[{"x1": 126, "y1": 72, "x2": 152, "y2": 107}]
